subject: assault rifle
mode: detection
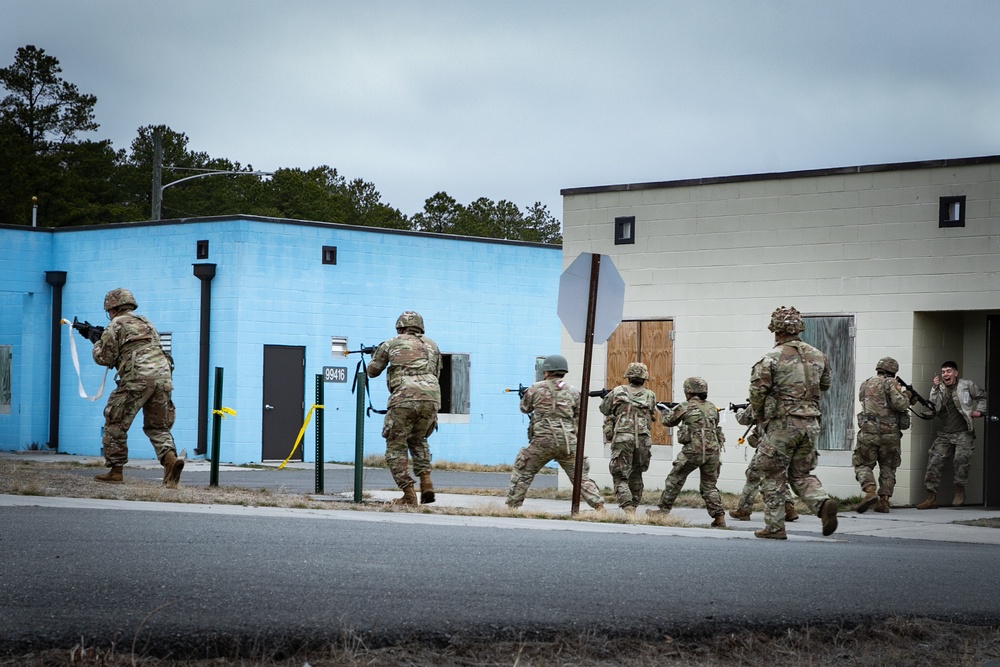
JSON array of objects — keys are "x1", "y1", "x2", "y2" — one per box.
[
  {"x1": 343, "y1": 343, "x2": 379, "y2": 356},
  {"x1": 729, "y1": 400, "x2": 750, "y2": 412},
  {"x1": 588, "y1": 388, "x2": 610, "y2": 399},
  {"x1": 504, "y1": 383, "x2": 529, "y2": 398},
  {"x1": 897, "y1": 377, "x2": 936, "y2": 414},
  {"x1": 655, "y1": 402, "x2": 679, "y2": 412},
  {"x1": 71, "y1": 316, "x2": 104, "y2": 343}
]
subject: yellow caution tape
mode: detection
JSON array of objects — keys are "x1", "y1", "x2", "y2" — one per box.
[
  {"x1": 277, "y1": 404, "x2": 324, "y2": 469},
  {"x1": 212, "y1": 407, "x2": 237, "y2": 418}
]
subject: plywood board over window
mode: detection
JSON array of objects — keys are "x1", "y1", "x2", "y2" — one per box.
[
  {"x1": 801, "y1": 315, "x2": 855, "y2": 451},
  {"x1": 605, "y1": 320, "x2": 674, "y2": 445}
]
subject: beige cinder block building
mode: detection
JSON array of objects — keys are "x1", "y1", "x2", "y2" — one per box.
[{"x1": 559, "y1": 155, "x2": 1000, "y2": 508}]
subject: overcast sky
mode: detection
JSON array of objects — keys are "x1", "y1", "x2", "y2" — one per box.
[{"x1": 4, "y1": 1, "x2": 1000, "y2": 219}]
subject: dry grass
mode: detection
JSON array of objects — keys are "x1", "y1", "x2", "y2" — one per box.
[{"x1": 2, "y1": 617, "x2": 999, "y2": 666}]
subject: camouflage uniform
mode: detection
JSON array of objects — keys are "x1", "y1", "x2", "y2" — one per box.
[
  {"x1": 599, "y1": 379, "x2": 656, "y2": 509},
  {"x1": 750, "y1": 307, "x2": 834, "y2": 535},
  {"x1": 731, "y1": 404, "x2": 792, "y2": 514},
  {"x1": 92, "y1": 303, "x2": 177, "y2": 467},
  {"x1": 925, "y1": 378, "x2": 987, "y2": 491},
  {"x1": 367, "y1": 315, "x2": 442, "y2": 492},
  {"x1": 656, "y1": 394, "x2": 725, "y2": 519},
  {"x1": 507, "y1": 377, "x2": 604, "y2": 509},
  {"x1": 853, "y1": 370, "x2": 911, "y2": 500}
]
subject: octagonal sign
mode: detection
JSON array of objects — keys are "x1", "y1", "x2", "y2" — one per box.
[{"x1": 557, "y1": 253, "x2": 625, "y2": 343}]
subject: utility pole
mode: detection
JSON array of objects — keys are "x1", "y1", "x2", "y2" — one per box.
[{"x1": 151, "y1": 126, "x2": 163, "y2": 220}]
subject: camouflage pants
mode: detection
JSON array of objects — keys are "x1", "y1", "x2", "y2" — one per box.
[
  {"x1": 852, "y1": 431, "x2": 902, "y2": 498},
  {"x1": 382, "y1": 403, "x2": 436, "y2": 490},
  {"x1": 102, "y1": 378, "x2": 176, "y2": 467},
  {"x1": 657, "y1": 448, "x2": 724, "y2": 518},
  {"x1": 735, "y1": 448, "x2": 790, "y2": 512},
  {"x1": 609, "y1": 434, "x2": 651, "y2": 508},
  {"x1": 507, "y1": 441, "x2": 603, "y2": 508},
  {"x1": 924, "y1": 430, "x2": 976, "y2": 491},
  {"x1": 757, "y1": 415, "x2": 831, "y2": 532}
]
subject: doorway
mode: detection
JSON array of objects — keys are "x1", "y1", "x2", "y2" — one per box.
[
  {"x1": 985, "y1": 316, "x2": 1000, "y2": 507},
  {"x1": 605, "y1": 320, "x2": 673, "y2": 445},
  {"x1": 262, "y1": 345, "x2": 305, "y2": 461}
]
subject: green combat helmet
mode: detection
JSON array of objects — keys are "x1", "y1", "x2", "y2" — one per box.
[
  {"x1": 876, "y1": 356, "x2": 899, "y2": 375},
  {"x1": 683, "y1": 376, "x2": 708, "y2": 396},
  {"x1": 624, "y1": 362, "x2": 649, "y2": 380},
  {"x1": 541, "y1": 354, "x2": 569, "y2": 373},
  {"x1": 104, "y1": 288, "x2": 137, "y2": 312},
  {"x1": 395, "y1": 311, "x2": 425, "y2": 333},
  {"x1": 768, "y1": 305, "x2": 805, "y2": 335}
]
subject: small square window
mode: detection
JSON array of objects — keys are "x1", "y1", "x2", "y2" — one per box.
[
  {"x1": 615, "y1": 216, "x2": 635, "y2": 245},
  {"x1": 939, "y1": 196, "x2": 966, "y2": 228},
  {"x1": 322, "y1": 245, "x2": 337, "y2": 265},
  {"x1": 196, "y1": 240, "x2": 209, "y2": 259}
]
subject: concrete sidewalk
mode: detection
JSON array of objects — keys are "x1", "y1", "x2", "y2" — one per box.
[{"x1": 4, "y1": 450, "x2": 1000, "y2": 545}]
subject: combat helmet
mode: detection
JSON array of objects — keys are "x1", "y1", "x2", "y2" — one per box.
[
  {"x1": 624, "y1": 362, "x2": 649, "y2": 381},
  {"x1": 104, "y1": 288, "x2": 137, "y2": 312},
  {"x1": 541, "y1": 354, "x2": 569, "y2": 374},
  {"x1": 395, "y1": 311, "x2": 425, "y2": 333},
  {"x1": 768, "y1": 306, "x2": 805, "y2": 335},
  {"x1": 683, "y1": 376, "x2": 708, "y2": 395},
  {"x1": 876, "y1": 356, "x2": 899, "y2": 375}
]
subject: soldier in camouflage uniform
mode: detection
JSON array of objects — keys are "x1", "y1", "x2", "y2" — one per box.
[
  {"x1": 750, "y1": 306, "x2": 838, "y2": 540},
  {"x1": 87, "y1": 288, "x2": 184, "y2": 487},
  {"x1": 599, "y1": 362, "x2": 657, "y2": 515},
  {"x1": 729, "y1": 397, "x2": 799, "y2": 523},
  {"x1": 367, "y1": 311, "x2": 442, "y2": 506},
  {"x1": 852, "y1": 357, "x2": 912, "y2": 514},
  {"x1": 506, "y1": 355, "x2": 605, "y2": 511},
  {"x1": 916, "y1": 361, "x2": 987, "y2": 509},
  {"x1": 647, "y1": 377, "x2": 727, "y2": 527}
]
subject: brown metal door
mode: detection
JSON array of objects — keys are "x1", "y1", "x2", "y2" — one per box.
[
  {"x1": 262, "y1": 345, "x2": 305, "y2": 461},
  {"x1": 606, "y1": 320, "x2": 673, "y2": 445}
]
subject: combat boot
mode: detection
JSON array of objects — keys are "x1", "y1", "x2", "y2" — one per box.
[
  {"x1": 95, "y1": 465, "x2": 123, "y2": 483},
  {"x1": 729, "y1": 507, "x2": 751, "y2": 521},
  {"x1": 592, "y1": 502, "x2": 606, "y2": 513},
  {"x1": 622, "y1": 506, "x2": 637, "y2": 516},
  {"x1": 854, "y1": 484, "x2": 879, "y2": 514},
  {"x1": 711, "y1": 513, "x2": 726, "y2": 528},
  {"x1": 953, "y1": 486, "x2": 965, "y2": 507},
  {"x1": 916, "y1": 492, "x2": 938, "y2": 510},
  {"x1": 874, "y1": 496, "x2": 890, "y2": 513},
  {"x1": 646, "y1": 508, "x2": 671, "y2": 520},
  {"x1": 754, "y1": 528, "x2": 787, "y2": 540},
  {"x1": 392, "y1": 485, "x2": 418, "y2": 506},
  {"x1": 819, "y1": 499, "x2": 838, "y2": 536},
  {"x1": 418, "y1": 472, "x2": 435, "y2": 504},
  {"x1": 162, "y1": 451, "x2": 185, "y2": 489},
  {"x1": 784, "y1": 501, "x2": 799, "y2": 522}
]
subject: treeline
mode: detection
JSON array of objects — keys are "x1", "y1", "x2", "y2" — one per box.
[{"x1": 0, "y1": 45, "x2": 561, "y2": 243}]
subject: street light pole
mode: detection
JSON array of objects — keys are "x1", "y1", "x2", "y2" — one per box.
[{"x1": 152, "y1": 168, "x2": 274, "y2": 220}]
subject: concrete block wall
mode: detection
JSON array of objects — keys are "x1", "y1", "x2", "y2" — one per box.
[{"x1": 561, "y1": 159, "x2": 1000, "y2": 502}]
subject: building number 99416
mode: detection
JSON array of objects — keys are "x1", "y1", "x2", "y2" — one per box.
[{"x1": 323, "y1": 366, "x2": 348, "y2": 383}]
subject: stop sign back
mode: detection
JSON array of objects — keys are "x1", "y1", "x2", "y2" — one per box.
[{"x1": 557, "y1": 253, "x2": 625, "y2": 343}]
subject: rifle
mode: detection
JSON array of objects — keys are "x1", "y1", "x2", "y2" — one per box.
[
  {"x1": 729, "y1": 401, "x2": 750, "y2": 412},
  {"x1": 655, "y1": 402, "x2": 679, "y2": 412},
  {"x1": 897, "y1": 377, "x2": 936, "y2": 415},
  {"x1": 343, "y1": 344, "x2": 379, "y2": 356},
  {"x1": 588, "y1": 388, "x2": 610, "y2": 399},
  {"x1": 71, "y1": 316, "x2": 104, "y2": 343},
  {"x1": 504, "y1": 383, "x2": 529, "y2": 398}
]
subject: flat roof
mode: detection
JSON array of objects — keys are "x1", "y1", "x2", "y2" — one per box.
[{"x1": 560, "y1": 154, "x2": 1000, "y2": 197}]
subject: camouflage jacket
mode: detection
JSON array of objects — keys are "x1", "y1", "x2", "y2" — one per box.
[
  {"x1": 929, "y1": 378, "x2": 987, "y2": 432},
  {"x1": 92, "y1": 311, "x2": 172, "y2": 383},
  {"x1": 662, "y1": 397, "x2": 724, "y2": 454},
  {"x1": 599, "y1": 383, "x2": 657, "y2": 439},
  {"x1": 367, "y1": 332, "x2": 442, "y2": 409},
  {"x1": 750, "y1": 338, "x2": 831, "y2": 419},
  {"x1": 857, "y1": 374, "x2": 910, "y2": 433},
  {"x1": 521, "y1": 378, "x2": 580, "y2": 449}
]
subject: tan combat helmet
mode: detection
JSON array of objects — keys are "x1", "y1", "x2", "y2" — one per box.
[
  {"x1": 768, "y1": 306, "x2": 805, "y2": 335},
  {"x1": 104, "y1": 288, "x2": 137, "y2": 313},
  {"x1": 876, "y1": 357, "x2": 899, "y2": 375},
  {"x1": 624, "y1": 362, "x2": 649, "y2": 381},
  {"x1": 683, "y1": 376, "x2": 708, "y2": 396},
  {"x1": 395, "y1": 311, "x2": 425, "y2": 333}
]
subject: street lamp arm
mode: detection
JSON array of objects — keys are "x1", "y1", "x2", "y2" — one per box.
[{"x1": 161, "y1": 170, "x2": 274, "y2": 192}]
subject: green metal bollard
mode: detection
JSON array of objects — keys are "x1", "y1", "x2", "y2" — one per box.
[
  {"x1": 210, "y1": 367, "x2": 223, "y2": 487},
  {"x1": 315, "y1": 374, "x2": 324, "y2": 495}
]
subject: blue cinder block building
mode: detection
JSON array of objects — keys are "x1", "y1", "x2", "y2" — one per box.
[{"x1": 0, "y1": 216, "x2": 561, "y2": 466}]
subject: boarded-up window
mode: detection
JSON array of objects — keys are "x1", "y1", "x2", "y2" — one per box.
[
  {"x1": 801, "y1": 316, "x2": 855, "y2": 451},
  {"x1": 440, "y1": 353, "x2": 470, "y2": 415},
  {"x1": 606, "y1": 320, "x2": 673, "y2": 445},
  {"x1": 0, "y1": 345, "x2": 10, "y2": 415}
]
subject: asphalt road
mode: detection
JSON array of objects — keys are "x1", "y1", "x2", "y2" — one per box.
[{"x1": 3, "y1": 499, "x2": 1000, "y2": 657}]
